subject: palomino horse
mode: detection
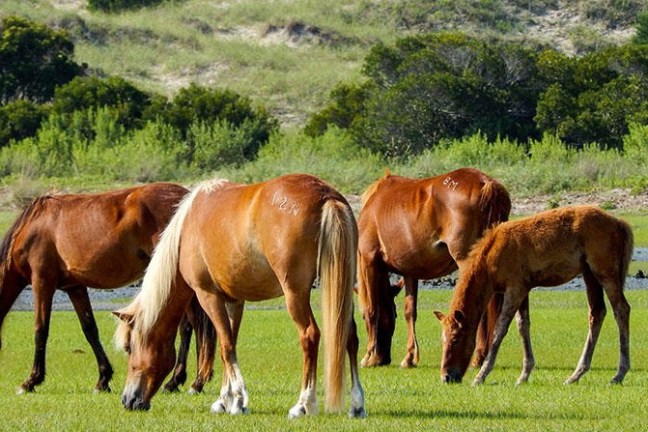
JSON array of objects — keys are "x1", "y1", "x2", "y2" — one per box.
[
  {"x1": 114, "y1": 174, "x2": 366, "y2": 418},
  {"x1": 435, "y1": 205, "x2": 633, "y2": 386},
  {"x1": 356, "y1": 168, "x2": 511, "y2": 368},
  {"x1": 0, "y1": 183, "x2": 213, "y2": 393}
]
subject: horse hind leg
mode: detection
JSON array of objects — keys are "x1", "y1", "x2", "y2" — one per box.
[
  {"x1": 564, "y1": 267, "x2": 607, "y2": 385},
  {"x1": 514, "y1": 296, "x2": 535, "y2": 385},
  {"x1": 283, "y1": 289, "x2": 320, "y2": 418},
  {"x1": 603, "y1": 279, "x2": 631, "y2": 384},
  {"x1": 347, "y1": 314, "x2": 367, "y2": 418}
]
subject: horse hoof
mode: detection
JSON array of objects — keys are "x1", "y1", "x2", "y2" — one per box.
[
  {"x1": 348, "y1": 406, "x2": 367, "y2": 419},
  {"x1": 288, "y1": 405, "x2": 306, "y2": 419},
  {"x1": 400, "y1": 357, "x2": 417, "y2": 369},
  {"x1": 211, "y1": 400, "x2": 227, "y2": 414}
]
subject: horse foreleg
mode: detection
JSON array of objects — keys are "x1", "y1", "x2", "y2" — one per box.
[
  {"x1": 514, "y1": 296, "x2": 535, "y2": 385},
  {"x1": 473, "y1": 293, "x2": 502, "y2": 367},
  {"x1": 284, "y1": 291, "x2": 320, "y2": 419},
  {"x1": 20, "y1": 278, "x2": 55, "y2": 393},
  {"x1": 195, "y1": 290, "x2": 249, "y2": 415},
  {"x1": 67, "y1": 286, "x2": 113, "y2": 392},
  {"x1": 472, "y1": 291, "x2": 520, "y2": 386},
  {"x1": 163, "y1": 312, "x2": 192, "y2": 393},
  {"x1": 565, "y1": 270, "x2": 607, "y2": 385},
  {"x1": 401, "y1": 277, "x2": 419, "y2": 368},
  {"x1": 346, "y1": 315, "x2": 367, "y2": 418}
]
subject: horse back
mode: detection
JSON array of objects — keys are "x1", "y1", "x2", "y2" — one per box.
[
  {"x1": 357, "y1": 168, "x2": 507, "y2": 277},
  {"x1": 476, "y1": 206, "x2": 632, "y2": 289},
  {"x1": 5, "y1": 183, "x2": 188, "y2": 287},
  {"x1": 180, "y1": 174, "x2": 349, "y2": 301}
]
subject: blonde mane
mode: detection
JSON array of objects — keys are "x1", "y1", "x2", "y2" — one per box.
[{"x1": 128, "y1": 178, "x2": 229, "y2": 347}]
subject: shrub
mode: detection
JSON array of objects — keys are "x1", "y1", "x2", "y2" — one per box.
[
  {"x1": 0, "y1": 16, "x2": 83, "y2": 104},
  {"x1": 0, "y1": 100, "x2": 49, "y2": 146}
]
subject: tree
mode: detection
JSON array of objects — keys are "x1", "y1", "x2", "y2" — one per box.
[
  {"x1": 0, "y1": 16, "x2": 83, "y2": 104},
  {"x1": 307, "y1": 32, "x2": 542, "y2": 158}
]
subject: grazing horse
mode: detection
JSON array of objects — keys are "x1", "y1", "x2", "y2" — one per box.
[
  {"x1": 0, "y1": 183, "x2": 213, "y2": 393},
  {"x1": 435, "y1": 206, "x2": 633, "y2": 386},
  {"x1": 356, "y1": 168, "x2": 511, "y2": 368},
  {"x1": 114, "y1": 174, "x2": 366, "y2": 418}
]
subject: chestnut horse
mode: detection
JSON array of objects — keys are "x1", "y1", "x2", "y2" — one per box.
[
  {"x1": 356, "y1": 168, "x2": 511, "y2": 368},
  {"x1": 435, "y1": 206, "x2": 633, "y2": 386},
  {"x1": 0, "y1": 183, "x2": 213, "y2": 393},
  {"x1": 114, "y1": 174, "x2": 366, "y2": 418}
]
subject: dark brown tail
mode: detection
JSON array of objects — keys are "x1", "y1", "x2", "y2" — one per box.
[{"x1": 618, "y1": 219, "x2": 634, "y2": 289}]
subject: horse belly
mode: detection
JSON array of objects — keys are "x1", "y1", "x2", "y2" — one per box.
[{"x1": 386, "y1": 242, "x2": 456, "y2": 279}]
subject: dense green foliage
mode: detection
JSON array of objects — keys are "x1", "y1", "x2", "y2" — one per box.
[
  {"x1": 308, "y1": 32, "x2": 648, "y2": 157},
  {"x1": 1, "y1": 289, "x2": 648, "y2": 431},
  {"x1": 0, "y1": 16, "x2": 83, "y2": 105}
]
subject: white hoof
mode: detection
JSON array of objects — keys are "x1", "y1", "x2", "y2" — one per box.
[{"x1": 211, "y1": 399, "x2": 227, "y2": 414}]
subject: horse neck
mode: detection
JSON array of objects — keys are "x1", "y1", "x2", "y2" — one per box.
[{"x1": 450, "y1": 257, "x2": 493, "y2": 322}]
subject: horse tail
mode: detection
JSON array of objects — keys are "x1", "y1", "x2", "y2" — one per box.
[
  {"x1": 318, "y1": 199, "x2": 357, "y2": 413},
  {"x1": 0, "y1": 196, "x2": 49, "y2": 273},
  {"x1": 478, "y1": 177, "x2": 511, "y2": 231},
  {"x1": 618, "y1": 218, "x2": 634, "y2": 290}
]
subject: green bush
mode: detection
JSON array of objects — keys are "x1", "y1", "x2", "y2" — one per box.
[
  {"x1": 0, "y1": 16, "x2": 83, "y2": 104},
  {"x1": 0, "y1": 100, "x2": 48, "y2": 146}
]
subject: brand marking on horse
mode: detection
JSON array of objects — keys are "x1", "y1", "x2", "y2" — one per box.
[
  {"x1": 271, "y1": 192, "x2": 300, "y2": 215},
  {"x1": 443, "y1": 176, "x2": 459, "y2": 191}
]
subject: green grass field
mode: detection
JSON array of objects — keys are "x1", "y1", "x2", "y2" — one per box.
[{"x1": 1, "y1": 289, "x2": 648, "y2": 431}]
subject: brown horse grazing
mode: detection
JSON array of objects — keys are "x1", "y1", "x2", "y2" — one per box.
[
  {"x1": 114, "y1": 174, "x2": 366, "y2": 418},
  {"x1": 356, "y1": 168, "x2": 511, "y2": 368},
  {"x1": 435, "y1": 205, "x2": 633, "y2": 386},
  {"x1": 0, "y1": 183, "x2": 212, "y2": 393}
]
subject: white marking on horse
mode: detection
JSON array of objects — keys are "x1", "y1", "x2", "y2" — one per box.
[
  {"x1": 271, "y1": 191, "x2": 301, "y2": 215},
  {"x1": 443, "y1": 176, "x2": 459, "y2": 191}
]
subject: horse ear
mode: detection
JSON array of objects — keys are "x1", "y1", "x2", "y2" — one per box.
[
  {"x1": 453, "y1": 310, "x2": 465, "y2": 326},
  {"x1": 112, "y1": 309, "x2": 134, "y2": 323},
  {"x1": 433, "y1": 311, "x2": 446, "y2": 322}
]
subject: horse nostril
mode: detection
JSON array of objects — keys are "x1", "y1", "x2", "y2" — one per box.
[{"x1": 443, "y1": 369, "x2": 462, "y2": 384}]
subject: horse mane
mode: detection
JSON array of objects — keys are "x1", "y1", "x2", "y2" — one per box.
[
  {"x1": 360, "y1": 170, "x2": 392, "y2": 207},
  {"x1": 0, "y1": 195, "x2": 52, "y2": 272},
  {"x1": 130, "y1": 178, "x2": 229, "y2": 347}
]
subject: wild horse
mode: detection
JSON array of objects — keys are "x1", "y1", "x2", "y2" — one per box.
[
  {"x1": 436, "y1": 206, "x2": 633, "y2": 385},
  {"x1": 0, "y1": 183, "x2": 213, "y2": 393},
  {"x1": 114, "y1": 174, "x2": 366, "y2": 418},
  {"x1": 356, "y1": 168, "x2": 511, "y2": 368}
]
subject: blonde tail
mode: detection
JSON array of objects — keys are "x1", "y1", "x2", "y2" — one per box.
[{"x1": 318, "y1": 200, "x2": 357, "y2": 412}]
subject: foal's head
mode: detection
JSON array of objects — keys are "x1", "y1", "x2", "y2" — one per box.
[
  {"x1": 434, "y1": 309, "x2": 477, "y2": 383},
  {"x1": 113, "y1": 302, "x2": 178, "y2": 411}
]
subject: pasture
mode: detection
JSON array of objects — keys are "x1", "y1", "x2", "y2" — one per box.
[{"x1": 1, "y1": 289, "x2": 648, "y2": 431}]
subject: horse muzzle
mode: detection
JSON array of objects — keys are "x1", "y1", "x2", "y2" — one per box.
[
  {"x1": 122, "y1": 390, "x2": 151, "y2": 411},
  {"x1": 442, "y1": 368, "x2": 463, "y2": 384}
]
